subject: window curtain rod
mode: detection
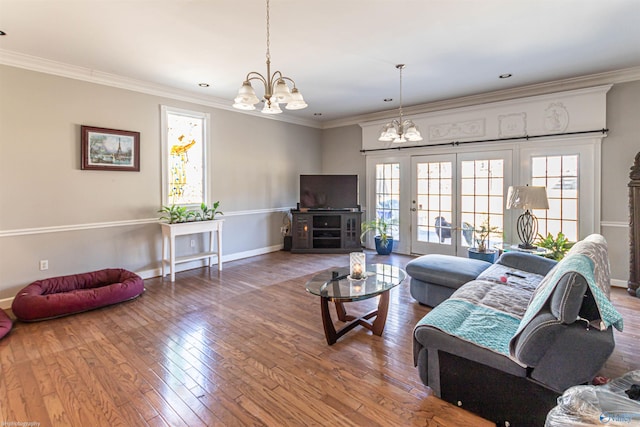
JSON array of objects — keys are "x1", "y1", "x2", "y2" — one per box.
[{"x1": 359, "y1": 128, "x2": 608, "y2": 154}]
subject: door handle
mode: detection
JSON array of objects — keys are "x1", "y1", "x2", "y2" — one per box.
[{"x1": 410, "y1": 208, "x2": 417, "y2": 212}]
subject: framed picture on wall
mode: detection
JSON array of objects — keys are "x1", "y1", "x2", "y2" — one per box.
[{"x1": 81, "y1": 125, "x2": 140, "y2": 171}]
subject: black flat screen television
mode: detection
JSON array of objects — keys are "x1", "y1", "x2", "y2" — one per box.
[{"x1": 299, "y1": 174, "x2": 358, "y2": 210}]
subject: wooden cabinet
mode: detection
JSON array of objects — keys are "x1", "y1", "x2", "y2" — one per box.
[{"x1": 291, "y1": 211, "x2": 362, "y2": 253}]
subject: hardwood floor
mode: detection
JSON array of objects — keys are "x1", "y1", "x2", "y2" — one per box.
[{"x1": 0, "y1": 250, "x2": 638, "y2": 426}]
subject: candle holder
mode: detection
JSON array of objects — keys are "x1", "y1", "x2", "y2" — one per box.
[{"x1": 349, "y1": 252, "x2": 366, "y2": 280}]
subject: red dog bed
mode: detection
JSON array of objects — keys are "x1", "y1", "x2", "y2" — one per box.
[
  {"x1": 0, "y1": 309, "x2": 12, "y2": 339},
  {"x1": 12, "y1": 268, "x2": 144, "y2": 322}
]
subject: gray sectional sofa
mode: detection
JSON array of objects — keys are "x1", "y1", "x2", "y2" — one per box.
[{"x1": 410, "y1": 234, "x2": 623, "y2": 426}]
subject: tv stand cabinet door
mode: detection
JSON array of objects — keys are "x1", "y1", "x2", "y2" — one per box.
[
  {"x1": 342, "y1": 212, "x2": 363, "y2": 250},
  {"x1": 292, "y1": 213, "x2": 311, "y2": 250}
]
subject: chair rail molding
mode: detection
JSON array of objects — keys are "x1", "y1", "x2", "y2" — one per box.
[{"x1": 0, "y1": 207, "x2": 292, "y2": 238}]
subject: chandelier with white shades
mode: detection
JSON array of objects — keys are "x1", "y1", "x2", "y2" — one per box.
[
  {"x1": 378, "y1": 64, "x2": 423, "y2": 143},
  {"x1": 232, "y1": 0, "x2": 307, "y2": 114}
]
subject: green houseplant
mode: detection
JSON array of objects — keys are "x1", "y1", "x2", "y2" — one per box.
[
  {"x1": 194, "y1": 201, "x2": 223, "y2": 221},
  {"x1": 158, "y1": 204, "x2": 194, "y2": 224},
  {"x1": 468, "y1": 219, "x2": 501, "y2": 263},
  {"x1": 158, "y1": 201, "x2": 223, "y2": 224},
  {"x1": 535, "y1": 231, "x2": 574, "y2": 260},
  {"x1": 361, "y1": 217, "x2": 396, "y2": 255}
]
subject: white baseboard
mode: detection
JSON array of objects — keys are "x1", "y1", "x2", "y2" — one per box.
[
  {"x1": 0, "y1": 244, "x2": 284, "y2": 310},
  {"x1": 611, "y1": 278, "x2": 628, "y2": 289},
  {"x1": 0, "y1": 297, "x2": 13, "y2": 310}
]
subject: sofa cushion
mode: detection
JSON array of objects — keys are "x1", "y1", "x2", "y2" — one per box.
[{"x1": 406, "y1": 254, "x2": 492, "y2": 290}]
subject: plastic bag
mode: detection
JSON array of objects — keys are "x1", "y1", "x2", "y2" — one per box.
[{"x1": 545, "y1": 371, "x2": 640, "y2": 426}]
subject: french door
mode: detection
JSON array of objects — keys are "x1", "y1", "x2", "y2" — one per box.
[{"x1": 411, "y1": 150, "x2": 512, "y2": 256}]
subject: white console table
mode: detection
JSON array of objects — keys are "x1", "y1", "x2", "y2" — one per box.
[{"x1": 160, "y1": 219, "x2": 224, "y2": 282}]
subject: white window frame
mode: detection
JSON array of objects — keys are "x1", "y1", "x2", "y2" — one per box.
[
  {"x1": 518, "y1": 137, "x2": 601, "y2": 240},
  {"x1": 160, "y1": 105, "x2": 211, "y2": 207}
]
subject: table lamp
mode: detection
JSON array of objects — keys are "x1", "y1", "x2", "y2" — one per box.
[{"x1": 506, "y1": 185, "x2": 549, "y2": 249}]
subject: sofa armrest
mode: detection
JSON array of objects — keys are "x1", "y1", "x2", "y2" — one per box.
[
  {"x1": 529, "y1": 322, "x2": 615, "y2": 392},
  {"x1": 497, "y1": 251, "x2": 557, "y2": 276}
]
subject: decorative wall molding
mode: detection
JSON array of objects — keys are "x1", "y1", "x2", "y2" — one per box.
[
  {"x1": 360, "y1": 85, "x2": 611, "y2": 150},
  {"x1": 0, "y1": 207, "x2": 292, "y2": 238},
  {"x1": 544, "y1": 102, "x2": 570, "y2": 132},
  {"x1": 428, "y1": 119, "x2": 485, "y2": 141},
  {"x1": 498, "y1": 113, "x2": 527, "y2": 137}
]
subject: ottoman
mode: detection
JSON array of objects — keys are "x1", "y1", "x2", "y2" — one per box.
[{"x1": 405, "y1": 254, "x2": 492, "y2": 307}]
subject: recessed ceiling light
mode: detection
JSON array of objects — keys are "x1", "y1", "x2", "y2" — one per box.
[
  {"x1": 0, "y1": 31, "x2": 6, "y2": 36},
  {"x1": 313, "y1": 113, "x2": 322, "y2": 116},
  {"x1": 383, "y1": 98, "x2": 393, "y2": 102},
  {"x1": 499, "y1": 73, "x2": 513, "y2": 79},
  {"x1": 198, "y1": 83, "x2": 210, "y2": 87}
]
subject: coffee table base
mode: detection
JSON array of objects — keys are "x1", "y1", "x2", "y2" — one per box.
[{"x1": 320, "y1": 291, "x2": 390, "y2": 345}]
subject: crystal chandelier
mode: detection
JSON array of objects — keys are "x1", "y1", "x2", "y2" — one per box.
[
  {"x1": 379, "y1": 64, "x2": 423, "y2": 143},
  {"x1": 232, "y1": 0, "x2": 307, "y2": 114}
]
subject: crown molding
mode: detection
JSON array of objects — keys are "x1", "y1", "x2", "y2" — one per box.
[
  {"x1": 2, "y1": 49, "x2": 638, "y2": 132},
  {"x1": 0, "y1": 49, "x2": 322, "y2": 129},
  {"x1": 324, "y1": 66, "x2": 640, "y2": 129}
]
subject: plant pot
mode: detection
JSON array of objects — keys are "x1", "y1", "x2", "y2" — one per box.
[
  {"x1": 375, "y1": 236, "x2": 393, "y2": 255},
  {"x1": 467, "y1": 248, "x2": 498, "y2": 263}
]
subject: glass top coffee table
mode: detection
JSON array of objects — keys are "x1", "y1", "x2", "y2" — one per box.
[{"x1": 305, "y1": 263, "x2": 406, "y2": 345}]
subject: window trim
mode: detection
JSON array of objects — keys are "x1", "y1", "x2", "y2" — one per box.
[
  {"x1": 518, "y1": 138, "x2": 601, "y2": 240},
  {"x1": 160, "y1": 105, "x2": 211, "y2": 207}
]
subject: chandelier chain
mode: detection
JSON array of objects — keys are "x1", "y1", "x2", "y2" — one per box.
[
  {"x1": 398, "y1": 64, "x2": 404, "y2": 120},
  {"x1": 266, "y1": 0, "x2": 271, "y2": 62}
]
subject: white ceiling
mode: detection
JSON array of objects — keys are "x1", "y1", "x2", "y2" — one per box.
[{"x1": 1, "y1": 0, "x2": 640, "y2": 125}]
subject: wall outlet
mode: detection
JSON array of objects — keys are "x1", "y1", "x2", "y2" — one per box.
[
  {"x1": 190, "y1": 239, "x2": 195, "y2": 248},
  {"x1": 39, "y1": 260, "x2": 49, "y2": 271}
]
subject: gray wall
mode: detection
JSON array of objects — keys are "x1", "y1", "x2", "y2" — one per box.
[
  {"x1": 601, "y1": 80, "x2": 640, "y2": 285},
  {"x1": 320, "y1": 125, "x2": 366, "y2": 206},
  {"x1": 0, "y1": 65, "x2": 322, "y2": 299}
]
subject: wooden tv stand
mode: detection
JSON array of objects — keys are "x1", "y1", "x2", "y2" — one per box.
[{"x1": 290, "y1": 210, "x2": 363, "y2": 253}]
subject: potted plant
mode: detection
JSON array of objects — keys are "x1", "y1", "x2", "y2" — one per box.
[
  {"x1": 468, "y1": 219, "x2": 500, "y2": 263},
  {"x1": 535, "y1": 231, "x2": 574, "y2": 260},
  {"x1": 194, "y1": 201, "x2": 223, "y2": 221},
  {"x1": 158, "y1": 204, "x2": 194, "y2": 224},
  {"x1": 361, "y1": 216, "x2": 396, "y2": 255},
  {"x1": 158, "y1": 201, "x2": 223, "y2": 224}
]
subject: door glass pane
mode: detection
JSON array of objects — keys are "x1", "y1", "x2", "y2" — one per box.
[
  {"x1": 460, "y1": 159, "x2": 504, "y2": 249},
  {"x1": 416, "y1": 161, "x2": 453, "y2": 244},
  {"x1": 375, "y1": 163, "x2": 400, "y2": 239}
]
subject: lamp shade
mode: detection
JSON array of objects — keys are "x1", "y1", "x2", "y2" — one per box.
[
  {"x1": 272, "y1": 79, "x2": 292, "y2": 103},
  {"x1": 285, "y1": 88, "x2": 308, "y2": 110},
  {"x1": 506, "y1": 186, "x2": 549, "y2": 210}
]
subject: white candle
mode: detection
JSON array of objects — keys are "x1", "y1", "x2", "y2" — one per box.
[
  {"x1": 350, "y1": 252, "x2": 366, "y2": 279},
  {"x1": 352, "y1": 263, "x2": 363, "y2": 279}
]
